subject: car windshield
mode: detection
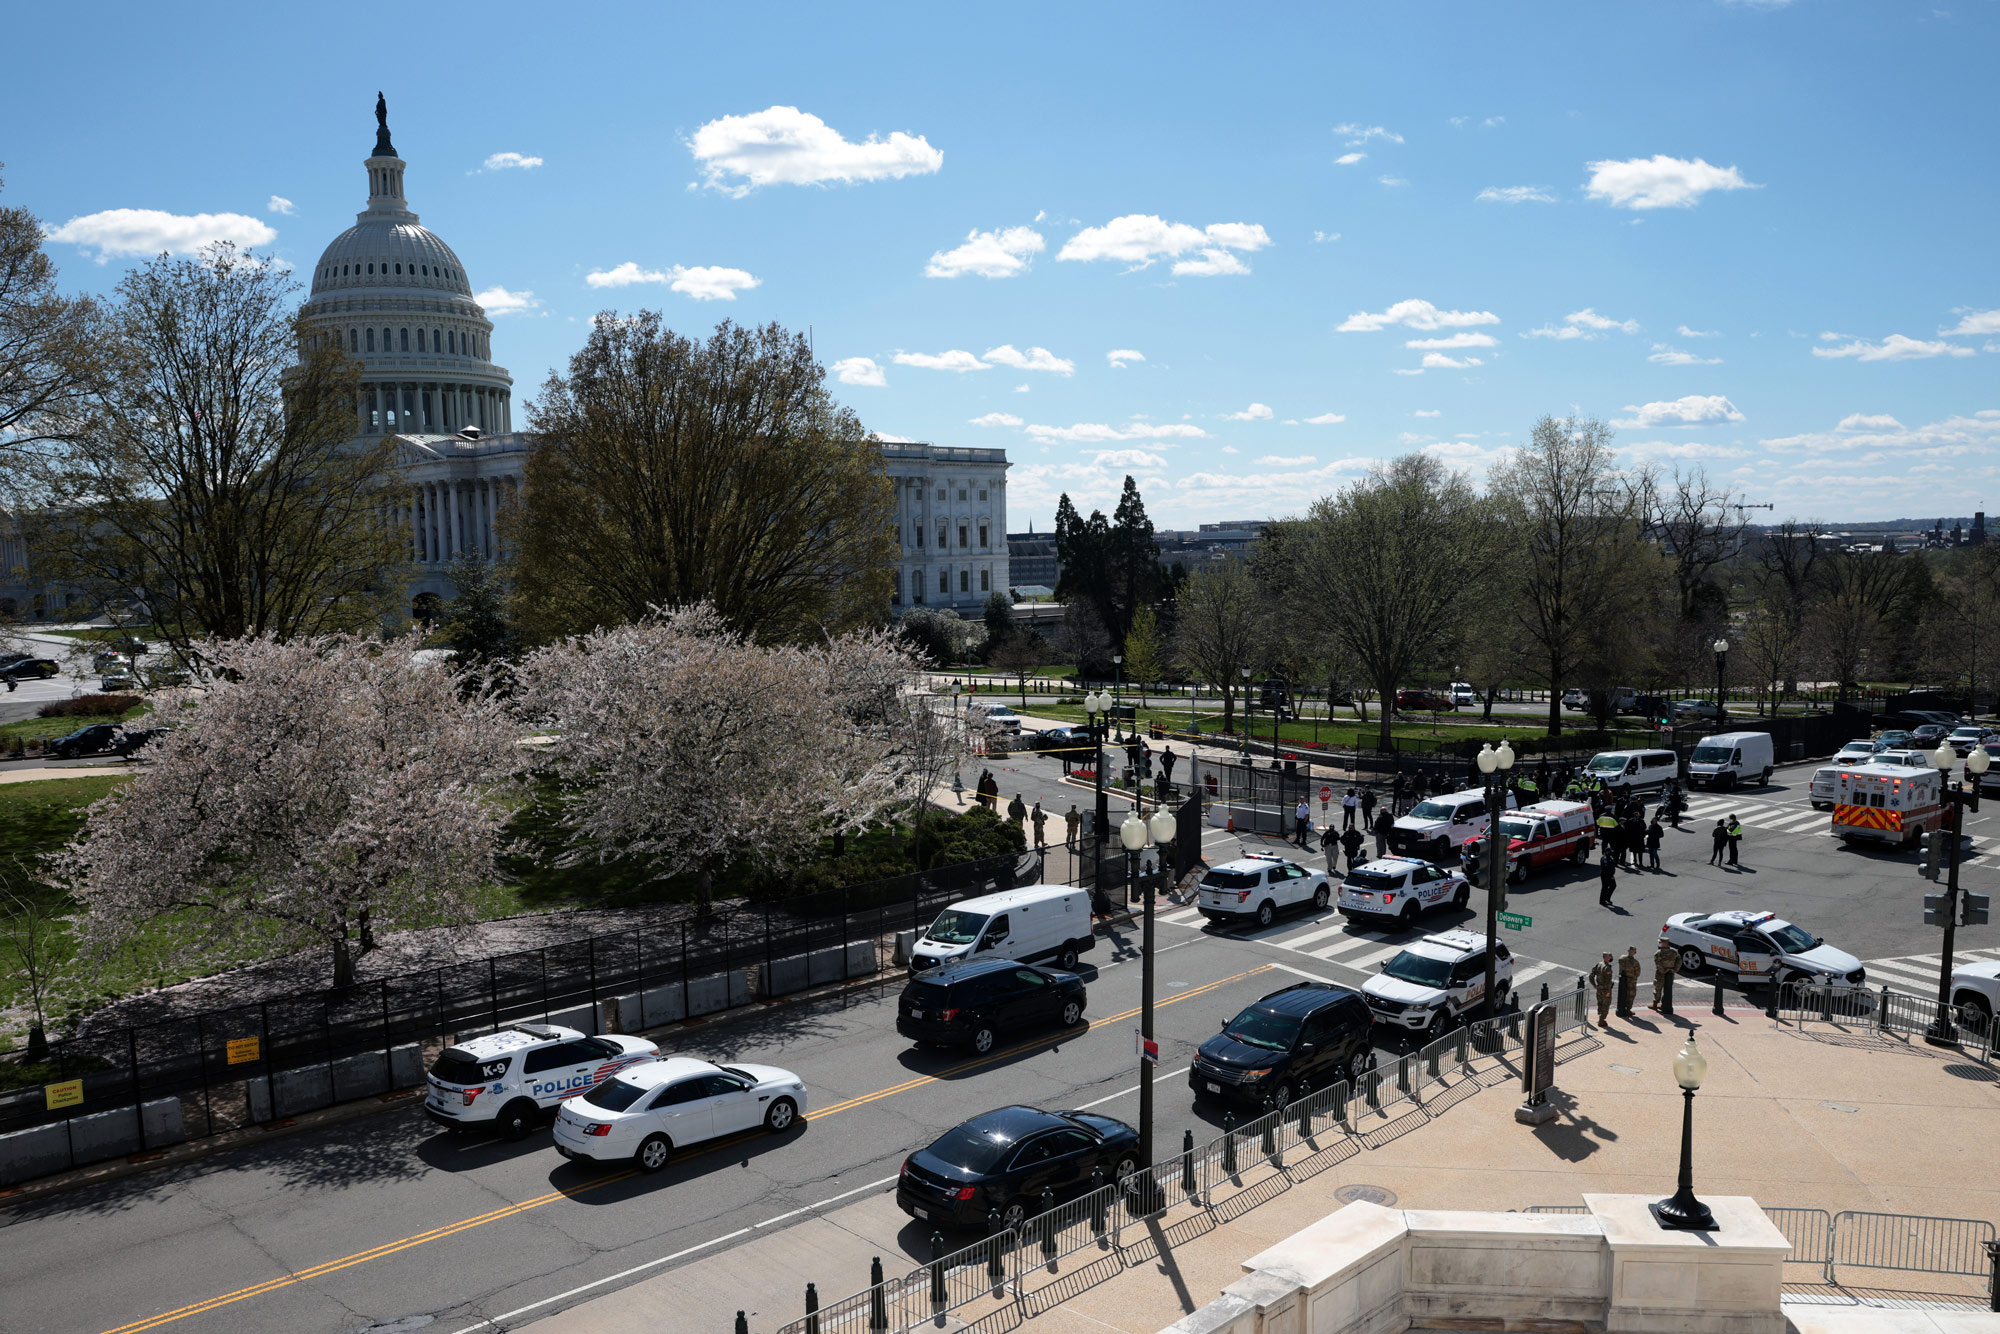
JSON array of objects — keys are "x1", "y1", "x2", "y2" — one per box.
[
  {"x1": 1204, "y1": 870, "x2": 1260, "y2": 890},
  {"x1": 1495, "y1": 819, "x2": 1535, "y2": 840},
  {"x1": 1382, "y1": 951, "x2": 1453, "y2": 988},
  {"x1": 581, "y1": 1076, "x2": 650, "y2": 1112},
  {"x1": 1587, "y1": 755, "x2": 1627, "y2": 773},
  {"x1": 1764, "y1": 923, "x2": 1819, "y2": 953},
  {"x1": 1407, "y1": 801, "x2": 1454, "y2": 821},
  {"x1": 1691, "y1": 744, "x2": 1733, "y2": 764},
  {"x1": 1950, "y1": 728, "x2": 1981, "y2": 740},
  {"x1": 928, "y1": 1124, "x2": 1019, "y2": 1172},
  {"x1": 1343, "y1": 871, "x2": 1397, "y2": 893},
  {"x1": 926, "y1": 909, "x2": 988, "y2": 945},
  {"x1": 1222, "y1": 1007, "x2": 1301, "y2": 1052}
]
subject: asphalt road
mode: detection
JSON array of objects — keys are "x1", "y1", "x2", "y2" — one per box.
[{"x1": 5, "y1": 756, "x2": 1994, "y2": 1334}]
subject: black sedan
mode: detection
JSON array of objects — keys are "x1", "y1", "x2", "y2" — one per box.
[
  {"x1": 897, "y1": 1106, "x2": 1140, "y2": 1231},
  {"x1": 50, "y1": 724, "x2": 129, "y2": 758},
  {"x1": 1027, "y1": 726, "x2": 1094, "y2": 755}
]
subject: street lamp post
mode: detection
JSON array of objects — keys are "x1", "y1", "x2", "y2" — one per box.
[
  {"x1": 1112, "y1": 652, "x2": 1125, "y2": 744},
  {"x1": 1924, "y1": 740, "x2": 1990, "y2": 1045},
  {"x1": 1121, "y1": 806, "x2": 1155, "y2": 1162},
  {"x1": 1712, "y1": 638, "x2": 1730, "y2": 725},
  {"x1": 1084, "y1": 689, "x2": 1113, "y2": 906},
  {"x1": 1475, "y1": 740, "x2": 1517, "y2": 1021},
  {"x1": 1650, "y1": 1035, "x2": 1718, "y2": 1231}
]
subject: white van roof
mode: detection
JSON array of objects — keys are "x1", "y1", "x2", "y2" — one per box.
[
  {"x1": 1698, "y1": 732, "x2": 1771, "y2": 746},
  {"x1": 1589, "y1": 748, "x2": 1676, "y2": 760},
  {"x1": 946, "y1": 884, "x2": 1086, "y2": 915},
  {"x1": 1845, "y1": 763, "x2": 1936, "y2": 780},
  {"x1": 1425, "y1": 787, "x2": 1490, "y2": 805}
]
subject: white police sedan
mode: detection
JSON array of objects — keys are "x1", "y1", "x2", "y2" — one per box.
[
  {"x1": 1663, "y1": 910, "x2": 1866, "y2": 990},
  {"x1": 552, "y1": 1056, "x2": 808, "y2": 1170}
]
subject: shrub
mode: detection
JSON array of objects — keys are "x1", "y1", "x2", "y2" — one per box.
[{"x1": 36, "y1": 694, "x2": 141, "y2": 720}]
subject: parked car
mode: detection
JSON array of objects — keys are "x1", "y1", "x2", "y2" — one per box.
[
  {"x1": 1672, "y1": 699, "x2": 1725, "y2": 723},
  {"x1": 896, "y1": 958, "x2": 1087, "y2": 1054},
  {"x1": 1394, "y1": 688, "x2": 1455, "y2": 713},
  {"x1": 1196, "y1": 854, "x2": 1330, "y2": 927},
  {"x1": 423, "y1": 1022, "x2": 660, "y2": 1139},
  {"x1": 965, "y1": 701, "x2": 1023, "y2": 733},
  {"x1": 1663, "y1": 910, "x2": 1865, "y2": 990},
  {"x1": 1910, "y1": 724, "x2": 1950, "y2": 748},
  {"x1": 1947, "y1": 726, "x2": 2000, "y2": 758},
  {"x1": 1448, "y1": 681, "x2": 1476, "y2": 708},
  {"x1": 897, "y1": 1106, "x2": 1141, "y2": 1231},
  {"x1": 3, "y1": 657, "x2": 59, "y2": 679},
  {"x1": 116, "y1": 725, "x2": 171, "y2": 756},
  {"x1": 1875, "y1": 729, "x2": 1916, "y2": 749},
  {"x1": 552, "y1": 1056, "x2": 806, "y2": 1170},
  {"x1": 50, "y1": 724, "x2": 126, "y2": 759},
  {"x1": 1832, "y1": 740, "x2": 1884, "y2": 765},
  {"x1": 1026, "y1": 726, "x2": 1092, "y2": 753},
  {"x1": 1624, "y1": 693, "x2": 1670, "y2": 720},
  {"x1": 1190, "y1": 981, "x2": 1377, "y2": 1109},
  {"x1": 1949, "y1": 961, "x2": 2000, "y2": 1029},
  {"x1": 1388, "y1": 787, "x2": 1516, "y2": 862},
  {"x1": 1686, "y1": 732, "x2": 1775, "y2": 789},
  {"x1": 1561, "y1": 688, "x2": 1590, "y2": 712}
]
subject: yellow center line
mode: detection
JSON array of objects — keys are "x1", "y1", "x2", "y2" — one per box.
[{"x1": 101, "y1": 960, "x2": 1272, "y2": 1333}]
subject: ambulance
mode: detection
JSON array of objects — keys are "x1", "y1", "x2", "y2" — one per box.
[
  {"x1": 1458, "y1": 799, "x2": 1596, "y2": 883},
  {"x1": 1830, "y1": 763, "x2": 1942, "y2": 847}
]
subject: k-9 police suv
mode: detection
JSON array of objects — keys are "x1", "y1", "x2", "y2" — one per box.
[
  {"x1": 424, "y1": 1023, "x2": 660, "y2": 1139},
  {"x1": 1336, "y1": 857, "x2": 1468, "y2": 925}
]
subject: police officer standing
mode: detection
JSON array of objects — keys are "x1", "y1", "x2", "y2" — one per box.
[
  {"x1": 1651, "y1": 937, "x2": 1680, "y2": 1015},
  {"x1": 1616, "y1": 945, "x2": 1641, "y2": 1018},
  {"x1": 1589, "y1": 952, "x2": 1616, "y2": 1026}
]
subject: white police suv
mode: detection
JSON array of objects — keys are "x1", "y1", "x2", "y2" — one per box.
[
  {"x1": 424, "y1": 1022, "x2": 660, "y2": 1139},
  {"x1": 1360, "y1": 929, "x2": 1513, "y2": 1041},
  {"x1": 1196, "y1": 854, "x2": 1330, "y2": 927},
  {"x1": 1336, "y1": 857, "x2": 1469, "y2": 926}
]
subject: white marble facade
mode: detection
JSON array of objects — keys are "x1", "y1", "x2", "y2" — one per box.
[{"x1": 881, "y1": 442, "x2": 1010, "y2": 614}]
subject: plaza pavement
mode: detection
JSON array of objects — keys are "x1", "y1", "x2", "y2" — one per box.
[{"x1": 518, "y1": 1010, "x2": 2000, "y2": 1334}]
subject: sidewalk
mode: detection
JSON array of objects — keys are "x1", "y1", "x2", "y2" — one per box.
[{"x1": 522, "y1": 1014, "x2": 2000, "y2": 1334}]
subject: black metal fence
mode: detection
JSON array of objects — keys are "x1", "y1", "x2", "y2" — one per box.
[{"x1": 0, "y1": 850, "x2": 1062, "y2": 1187}]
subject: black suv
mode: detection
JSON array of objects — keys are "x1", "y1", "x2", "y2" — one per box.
[
  {"x1": 897, "y1": 958, "x2": 1086, "y2": 1054},
  {"x1": 50, "y1": 724, "x2": 129, "y2": 759},
  {"x1": 1190, "y1": 981, "x2": 1376, "y2": 1110}
]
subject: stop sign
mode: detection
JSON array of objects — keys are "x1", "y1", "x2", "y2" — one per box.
[{"x1": 1319, "y1": 785, "x2": 1333, "y2": 803}]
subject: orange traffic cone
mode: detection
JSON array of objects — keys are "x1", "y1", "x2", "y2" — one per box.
[{"x1": 1226, "y1": 812, "x2": 1235, "y2": 833}]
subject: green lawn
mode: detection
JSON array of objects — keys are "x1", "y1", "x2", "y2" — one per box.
[
  {"x1": 0, "y1": 703, "x2": 147, "y2": 742},
  {"x1": 1029, "y1": 702, "x2": 1654, "y2": 752}
]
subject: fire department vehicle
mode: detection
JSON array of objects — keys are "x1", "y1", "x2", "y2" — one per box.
[
  {"x1": 1830, "y1": 763, "x2": 1942, "y2": 848},
  {"x1": 1458, "y1": 799, "x2": 1596, "y2": 883}
]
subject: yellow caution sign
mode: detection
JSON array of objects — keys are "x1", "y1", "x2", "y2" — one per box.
[
  {"x1": 45, "y1": 1079, "x2": 83, "y2": 1111},
  {"x1": 226, "y1": 1036, "x2": 261, "y2": 1065}
]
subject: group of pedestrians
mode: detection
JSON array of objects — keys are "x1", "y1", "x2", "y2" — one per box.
[
  {"x1": 1708, "y1": 815, "x2": 1746, "y2": 867},
  {"x1": 1588, "y1": 939, "x2": 1684, "y2": 1023}
]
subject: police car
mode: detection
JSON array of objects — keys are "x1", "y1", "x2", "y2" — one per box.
[
  {"x1": 1662, "y1": 911, "x2": 1866, "y2": 990},
  {"x1": 1359, "y1": 929, "x2": 1513, "y2": 1040},
  {"x1": 424, "y1": 1023, "x2": 661, "y2": 1139},
  {"x1": 1196, "y1": 854, "x2": 1330, "y2": 927},
  {"x1": 1335, "y1": 857, "x2": 1469, "y2": 926}
]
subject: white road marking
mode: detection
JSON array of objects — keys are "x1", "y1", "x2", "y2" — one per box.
[
  {"x1": 1341, "y1": 943, "x2": 1405, "y2": 969},
  {"x1": 1308, "y1": 932, "x2": 1396, "y2": 961},
  {"x1": 1269, "y1": 962, "x2": 1337, "y2": 984},
  {"x1": 1272, "y1": 922, "x2": 1358, "y2": 952},
  {"x1": 445, "y1": 1227, "x2": 757, "y2": 1333},
  {"x1": 1075, "y1": 1065, "x2": 1193, "y2": 1109},
  {"x1": 1512, "y1": 961, "x2": 1557, "y2": 987}
]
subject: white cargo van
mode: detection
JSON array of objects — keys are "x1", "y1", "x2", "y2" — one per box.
[
  {"x1": 908, "y1": 885, "x2": 1095, "y2": 973},
  {"x1": 1580, "y1": 748, "x2": 1680, "y2": 797},
  {"x1": 1686, "y1": 732, "x2": 1775, "y2": 790}
]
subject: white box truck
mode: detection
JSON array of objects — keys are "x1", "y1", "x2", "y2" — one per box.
[{"x1": 1686, "y1": 731, "x2": 1776, "y2": 790}]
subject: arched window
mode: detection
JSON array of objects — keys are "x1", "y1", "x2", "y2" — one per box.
[
  {"x1": 367, "y1": 263, "x2": 374, "y2": 275},
  {"x1": 394, "y1": 263, "x2": 402, "y2": 275},
  {"x1": 366, "y1": 329, "x2": 375, "y2": 352},
  {"x1": 433, "y1": 328, "x2": 442, "y2": 352},
  {"x1": 448, "y1": 330, "x2": 456, "y2": 354},
  {"x1": 382, "y1": 328, "x2": 391, "y2": 351},
  {"x1": 400, "y1": 328, "x2": 409, "y2": 352},
  {"x1": 349, "y1": 328, "x2": 358, "y2": 352}
]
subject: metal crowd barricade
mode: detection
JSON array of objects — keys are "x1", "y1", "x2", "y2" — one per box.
[
  {"x1": 1830, "y1": 1211, "x2": 1998, "y2": 1286},
  {"x1": 1776, "y1": 981, "x2": 1995, "y2": 1064}
]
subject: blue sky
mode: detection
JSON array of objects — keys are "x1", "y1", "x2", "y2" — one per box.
[{"x1": 12, "y1": 1, "x2": 1996, "y2": 530}]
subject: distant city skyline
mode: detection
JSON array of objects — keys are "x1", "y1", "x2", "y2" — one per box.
[{"x1": 9, "y1": 1, "x2": 1995, "y2": 529}]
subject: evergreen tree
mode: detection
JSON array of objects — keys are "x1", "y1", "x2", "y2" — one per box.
[{"x1": 442, "y1": 556, "x2": 518, "y2": 677}]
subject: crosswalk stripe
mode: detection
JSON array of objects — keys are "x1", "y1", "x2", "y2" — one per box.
[
  {"x1": 1339, "y1": 943, "x2": 1405, "y2": 969},
  {"x1": 1512, "y1": 961, "x2": 1557, "y2": 987},
  {"x1": 1308, "y1": 932, "x2": 1394, "y2": 960},
  {"x1": 1157, "y1": 907, "x2": 1203, "y2": 926},
  {"x1": 1273, "y1": 922, "x2": 1354, "y2": 952},
  {"x1": 1865, "y1": 962, "x2": 1938, "y2": 988}
]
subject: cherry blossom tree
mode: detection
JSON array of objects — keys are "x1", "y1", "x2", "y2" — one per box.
[
  {"x1": 518, "y1": 604, "x2": 950, "y2": 909},
  {"x1": 55, "y1": 635, "x2": 525, "y2": 987}
]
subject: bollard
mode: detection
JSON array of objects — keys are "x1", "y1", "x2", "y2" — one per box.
[
  {"x1": 1985, "y1": 1238, "x2": 2000, "y2": 1313},
  {"x1": 1819, "y1": 985, "x2": 1834, "y2": 1023},
  {"x1": 987, "y1": 1209, "x2": 1007, "y2": 1281},
  {"x1": 1426, "y1": 1044, "x2": 1441, "y2": 1080},
  {"x1": 1766, "y1": 985, "x2": 1778, "y2": 1020},
  {"x1": 1455, "y1": 1027, "x2": 1470, "y2": 1071},
  {"x1": 1038, "y1": 1188, "x2": 1059, "y2": 1256},
  {"x1": 805, "y1": 1282, "x2": 821, "y2": 1334},
  {"x1": 1090, "y1": 1167, "x2": 1108, "y2": 1232},
  {"x1": 1714, "y1": 978, "x2": 1724, "y2": 1016},
  {"x1": 1396, "y1": 1054, "x2": 1411, "y2": 1093},
  {"x1": 1334, "y1": 1079, "x2": 1350, "y2": 1127},
  {"x1": 1877, "y1": 986, "x2": 1891, "y2": 1034},
  {"x1": 1297, "y1": 1088, "x2": 1313, "y2": 1137},
  {"x1": 930, "y1": 1230, "x2": 947, "y2": 1306},
  {"x1": 1366, "y1": 1068, "x2": 1381, "y2": 1110},
  {"x1": 1181, "y1": 1130, "x2": 1197, "y2": 1195},
  {"x1": 868, "y1": 1256, "x2": 888, "y2": 1331},
  {"x1": 1539, "y1": 980, "x2": 1549, "y2": 1003},
  {"x1": 1222, "y1": 1111, "x2": 1238, "y2": 1173},
  {"x1": 1506, "y1": 1009, "x2": 1522, "y2": 1042},
  {"x1": 737, "y1": 1312, "x2": 750, "y2": 1334},
  {"x1": 1260, "y1": 1096, "x2": 1277, "y2": 1157}
]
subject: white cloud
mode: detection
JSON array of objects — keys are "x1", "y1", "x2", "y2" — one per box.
[
  {"x1": 266, "y1": 195, "x2": 295, "y2": 216},
  {"x1": 832, "y1": 357, "x2": 886, "y2": 387},
  {"x1": 1838, "y1": 413, "x2": 1904, "y2": 432},
  {"x1": 925, "y1": 226, "x2": 1044, "y2": 279},
  {"x1": 1476, "y1": 185, "x2": 1557, "y2": 204},
  {"x1": 481, "y1": 152, "x2": 543, "y2": 172},
  {"x1": 1420, "y1": 352, "x2": 1482, "y2": 369},
  {"x1": 1092, "y1": 449, "x2": 1169, "y2": 469},
  {"x1": 474, "y1": 285, "x2": 540, "y2": 316},
  {"x1": 1013, "y1": 383, "x2": 1030, "y2": 393},
  {"x1": 1522, "y1": 308, "x2": 1639, "y2": 340},
  {"x1": 969, "y1": 411, "x2": 1023, "y2": 427},
  {"x1": 1335, "y1": 152, "x2": 1367, "y2": 166},
  {"x1": 1256, "y1": 454, "x2": 1317, "y2": 466},
  {"x1": 1312, "y1": 230, "x2": 1341, "y2": 243},
  {"x1": 1583, "y1": 155, "x2": 1758, "y2": 210},
  {"x1": 1612, "y1": 394, "x2": 1745, "y2": 428},
  {"x1": 982, "y1": 344, "x2": 1073, "y2": 375},
  {"x1": 1812, "y1": 333, "x2": 1974, "y2": 362},
  {"x1": 1484, "y1": 116, "x2": 1505, "y2": 128},
  {"x1": 1303, "y1": 412, "x2": 1347, "y2": 425},
  {"x1": 46, "y1": 208, "x2": 277, "y2": 261},
  {"x1": 1107, "y1": 348, "x2": 1146, "y2": 368},
  {"x1": 894, "y1": 349, "x2": 987, "y2": 373},
  {"x1": 1648, "y1": 344, "x2": 1724, "y2": 365},
  {"x1": 1057, "y1": 215, "x2": 1271, "y2": 274},
  {"x1": 1678, "y1": 325, "x2": 1721, "y2": 338},
  {"x1": 1620, "y1": 441, "x2": 1748, "y2": 461},
  {"x1": 689, "y1": 105, "x2": 942, "y2": 196},
  {"x1": 1944, "y1": 309, "x2": 2000, "y2": 336},
  {"x1": 1025, "y1": 421, "x2": 1208, "y2": 443},
  {"x1": 1222, "y1": 403, "x2": 1275, "y2": 421},
  {"x1": 1413, "y1": 409, "x2": 1441, "y2": 418},
  {"x1": 583, "y1": 261, "x2": 760, "y2": 300},
  {"x1": 1338, "y1": 299, "x2": 1500, "y2": 333},
  {"x1": 1378, "y1": 176, "x2": 1409, "y2": 187},
  {"x1": 1333, "y1": 123, "x2": 1403, "y2": 146},
  {"x1": 1405, "y1": 332, "x2": 1496, "y2": 349}
]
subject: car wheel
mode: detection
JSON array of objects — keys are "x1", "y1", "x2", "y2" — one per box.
[
  {"x1": 1313, "y1": 884, "x2": 1330, "y2": 910},
  {"x1": 1001, "y1": 1199, "x2": 1029, "y2": 1230},
  {"x1": 1451, "y1": 883, "x2": 1469, "y2": 909},
  {"x1": 635, "y1": 1133, "x2": 674, "y2": 1172},
  {"x1": 1507, "y1": 859, "x2": 1527, "y2": 885},
  {"x1": 1056, "y1": 943, "x2": 1080, "y2": 970},
  {"x1": 1423, "y1": 1010, "x2": 1448, "y2": 1042},
  {"x1": 1399, "y1": 902, "x2": 1419, "y2": 928},
  {"x1": 1344, "y1": 1049, "x2": 1377, "y2": 1083},
  {"x1": 970, "y1": 1024, "x2": 996, "y2": 1054},
  {"x1": 1760, "y1": 768, "x2": 1773, "y2": 786},
  {"x1": 1268, "y1": 1082, "x2": 1294, "y2": 1112},
  {"x1": 1255, "y1": 900, "x2": 1275, "y2": 928},
  {"x1": 1434, "y1": 837, "x2": 1452, "y2": 863},
  {"x1": 1111, "y1": 1154, "x2": 1138, "y2": 1181},
  {"x1": 1573, "y1": 842, "x2": 1590, "y2": 865},
  {"x1": 1954, "y1": 993, "x2": 1992, "y2": 1030},
  {"x1": 1060, "y1": 999, "x2": 1084, "y2": 1026},
  {"x1": 496, "y1": 1099, "x2": 538, "y2": 1142},
  {"x1": 1679, "y1": 946, "x2": 1706, "y2": 975},
  {"x1": 764, "y1": 1097, "x2": 797, "y2": 1133}
]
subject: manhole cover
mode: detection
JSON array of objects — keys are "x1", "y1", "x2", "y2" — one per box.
[{"x1": 1334, "y1": 1184, "x2": 1398, "y2": 1207}]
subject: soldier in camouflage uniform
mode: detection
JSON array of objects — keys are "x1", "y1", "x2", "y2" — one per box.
[
  {"x1": 1651, "y1": 938, "x2": 1680, "y2": 1015},
  {"x1": 1589, "y1": 952, "x2": 1615, "y2": 1026}
]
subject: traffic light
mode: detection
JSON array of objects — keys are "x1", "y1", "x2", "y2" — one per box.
[
  {"x1": 1924, "y1": 893, "x2": 1950, "y2": 927},
  {"x1": 1962, "y1": 893, "x2": 1991, "y2": 927},
  {"x1": 1918, "y1": 830, "x2": 1943, "y2": 881}
]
